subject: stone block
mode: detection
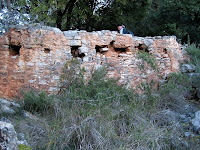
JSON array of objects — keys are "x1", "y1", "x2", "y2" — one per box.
[
  {"x1": 153, "y1": 53, "x2": 161, "y2": 57},
  {"x1": 143, "y1": 39, "x2": 153, "y2": 47},
  {"x1": 192, "y1": 111, "x2": 200, "y2": 132},
  {"x1": 162, "y1": 54, "x2": 168, "y2": 58},
  {"x1": 27, "y1": 62, "x2": 34, "y2": 66},
  {"x1": 118, "y1": 54, "x2": 129, "y2": 57},
  {"x1": 68, "y1": 40, "x2": 82, "y2": 46},
  {"x1": 74, "y1": 36, "x2": 81, "y2": 40},
  {"x1": 113, "y1": 36, "x2": 133, "y2": 48},
  {"x1": 53, "y1": 75, "x2": 60, "y2": 80},
  {"x1": 28, "y1": 79, "x2": 36, "y2": 83},
  {"x1": 79, "y1": 46, "x2": 89, "y2": 54},
  {"x1": 0, "y1": 37, "x2": 9, "y2": 45},
  {"x1": 48, "y1": 87, "x2": 59, "y2": 92},
  {"x1": 52, "y1": 27, "x2": 63, "y2": 34},
  {"x1": 39, "y1": 80, "x2": 47, "y2": 85},
  {"x1": 63, "y1": 30, "x2": 78, "y2": 37},
  {"x1": 126, "y1": 52, "x2": 133, "y2": 55},
  {"x1": 83, "y1": 56, "x2": 89, "y2": 62},
  {"x1": 0, "y1": 45, "x2": 9, "y2": 51},
  {"x1": 100, "y1": 47, "x2": 109, "y2": 52}
]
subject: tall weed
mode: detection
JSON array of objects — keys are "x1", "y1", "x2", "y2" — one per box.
[
  {"x1": 18, "y1": 62, "x2": 200, "y2": 149},
  {"x1": 21, "y1": 90, "x2": 54, "y2": 114},
  {"x1": 137, "y1": 50, "x2": 158, "y2": 71}
]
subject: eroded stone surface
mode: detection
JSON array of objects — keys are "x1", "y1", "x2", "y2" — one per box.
[
  {"x1": 0, "y1": 25, "x2": 186, "y2": 99},
  {"x1": 0, "y1": 121, "x2": 18, "y2": 150}
]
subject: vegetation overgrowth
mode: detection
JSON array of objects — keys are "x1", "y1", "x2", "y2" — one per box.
[
  {"x1": 185, "y1": 43, "x2": 200, "y2": 73},
  {"x1": 137, "y1": 50, "x2": 158, "y2": 71},
  {"x1": 11, "y1": 43, "x2": 199, "y2": 149},
  {"x1": 1, "y1": 44, "x2": 199, "y2": 149}
]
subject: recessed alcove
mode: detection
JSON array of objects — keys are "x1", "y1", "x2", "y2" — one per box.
[
  {"x1": 163, "y1": 48, "x2": 168, "y2": 54},
  {"x1": 114, "y1": 48, "x2": 127, "y2": 53},
  {"x1": 71, "y1": 46, "x2": 85, "y2": 58},
  {"x1": 44, "y1": 48, "x2": 51, "y2": 54},
  {"x1": 9, "y1": 44, "x2": 21, "y2": 56},
  {"x1": 135, "y1": 44, "x2": 149, "y2": 53}
]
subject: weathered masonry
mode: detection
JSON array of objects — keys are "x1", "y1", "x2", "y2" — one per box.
[{"x1": 0, "y1": 25, "x2": 185, "y2": 99}]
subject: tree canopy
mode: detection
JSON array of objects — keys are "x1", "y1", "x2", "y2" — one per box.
[{"x1": 0, "y1": 0, "x2": 200, "y2": 43}]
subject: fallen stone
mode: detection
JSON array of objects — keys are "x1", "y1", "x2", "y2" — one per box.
[
  {"x1": 187, "y1": 73, "x2": 200, "y2": 78},
  {"x1": 181, "y1": 64, "x2": 196, "y2": 73},
  {"x1": 0, "y1": 117, "x2": 11, "y2": 123},
  {"x1": 0, "y1": 105, "x2": 15, "y2": 114},
  {"x1": 191, "y1": 110, "x2": 200, "y2": 133},
  {"x1": 0, "y1": 98, "x2": 11, "y2": 105},
  {"x1": 184, "y1": 132, "x2": 195, "y2": 138},
  {"x1": 0, "y1": 121, "x2": 19, "y2": 150},
  {"x1": 22, "y1": 110, "x2": 39, "y2": 120},
  {"x1": 17, "y1": 133, "x2": 28, "y2": 146},
  {"x1": 0, "y1": 98, "x2": 20, "y2": 114}
]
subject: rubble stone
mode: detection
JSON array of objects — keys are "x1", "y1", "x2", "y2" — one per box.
[
  {"x1": 181, "y1": 64, "x2": 196, "y2": 73},
  {"x1": 0, "y1": 121, "x2": 19, "y2": 150}
]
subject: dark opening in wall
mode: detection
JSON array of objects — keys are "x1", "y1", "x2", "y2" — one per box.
[
  {"x1": 71, "y1": 46, "x2": 85, "y2": 58},
  {"x1": 95, "y1": 46, "x2": 101, "y2": 53},
  {"x1": 9, "y1": 44, "x2": 21, "y2": 56},
  {"x1": 163, "y1": 48, "x2": 167, "y2": 54},
  {"x1": 114, "y1": 48, "x2": 127, "y2": 53},
  {"x1": 44, "y1": 48, "x2": 50, "y2": 54},
  {"x1": 136, "y1": 44, "x2": 148, "y2": 52},
  {"x1": 95, "y1": 45, "x2": 108, "y2": 54}
]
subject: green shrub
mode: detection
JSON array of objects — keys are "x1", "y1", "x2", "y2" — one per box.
[
  {"x1": 158, "y1": 73, "x2": 192, "y2": 109},
  {"x1": 15, "y1": 64, "x2": 200, "y2": 149},
  {"x1": 185, "y1": 43, "x2": 200, "y2": 72},
  {"x1": 21, "y1": 90, "x2": 54, "y2": 114},
  {"x1": 137, "y1": 50, "x2": 158, "y2": 71},
  {"x1": 60, "y1": 58, "x2": 85, "y2": 90}
]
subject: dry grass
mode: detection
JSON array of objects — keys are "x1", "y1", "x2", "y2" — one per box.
[{"x1": 7, "y1": 59, "x2": 200, "y2": 150}]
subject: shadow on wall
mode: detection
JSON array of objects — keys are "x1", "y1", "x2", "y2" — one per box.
[{"x1": 9, "y1": 44, "x2": 21, "y2": 56}]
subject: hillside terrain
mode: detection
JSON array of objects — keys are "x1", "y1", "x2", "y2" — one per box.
[{"x1": 0, "y1": 26, "x2": 200, "y2": 150}]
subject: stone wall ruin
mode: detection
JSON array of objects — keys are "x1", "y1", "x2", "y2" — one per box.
[{"x1": 0, "y1": 25, "x2": 185, "y2": 99}]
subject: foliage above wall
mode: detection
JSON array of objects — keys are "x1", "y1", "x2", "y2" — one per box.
[{"x1": 0, "y1": 0, "x2": 200, "y2": 42}]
